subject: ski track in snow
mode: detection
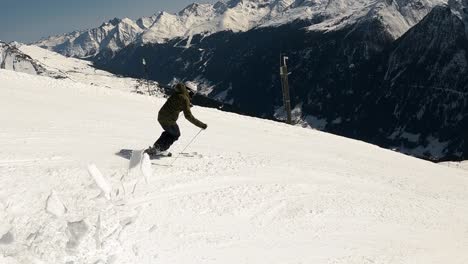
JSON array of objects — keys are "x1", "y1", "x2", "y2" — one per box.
[{"x1": 1, "y1": 69, "x2": 468, "y2": 263}]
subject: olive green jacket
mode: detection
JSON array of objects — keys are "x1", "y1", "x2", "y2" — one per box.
[{"x1": 158, "y1": 84, "x2": 206, "y2": 128}]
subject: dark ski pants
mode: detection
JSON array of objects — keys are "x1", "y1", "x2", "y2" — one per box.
[{"x1": 153, "y1": 123, "x2": 181, "y2": 151}]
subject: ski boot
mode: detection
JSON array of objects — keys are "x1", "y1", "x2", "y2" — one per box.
[{"x1": 144, "y1": 146, "x2": 172, "y2": 159}]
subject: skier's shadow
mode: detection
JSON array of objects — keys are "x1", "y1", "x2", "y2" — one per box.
[
  {"x1": 116, "y1": 149, "x2": 142, "y2": 169},
  {"x1": 116, "y1": 149, "x2": 199, "y2": 169},
  {"x1": 115, "y1": 149, "x2": 171, "y2": 168},
  {"x1": 115, "y1": 149, "x2": 172, "y2": 169},
  {"x1": 115, "y1": 149, "x2": 133, "y2": 160}
]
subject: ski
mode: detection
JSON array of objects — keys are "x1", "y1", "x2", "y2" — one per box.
[{"x1": 147, "y1": 151, "x2": 172, "y2": 159}]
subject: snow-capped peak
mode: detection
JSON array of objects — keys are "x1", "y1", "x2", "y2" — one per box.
[
  {"x1": 139, "y1": 0, "x2": 298, "y2": 43},
  {"x1": 301, "y1": 0, "x2": 446, "y2": 39},
  {"x1": 34, "y1": 17, "x2": 146, "y2": 58},
  {"x1": 139, "y1": 0, "x2": 448, "y2": 44},
  {"x1": 35, "y1": 0, "x2": 449, "y2": 58},
  {"x1": 136, "y1": 15, "x2": 158, "y2": 29}
]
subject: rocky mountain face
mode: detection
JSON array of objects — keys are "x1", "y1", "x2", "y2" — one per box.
[
  {"x1": 357, "y1": 4, "x2": 468, "y2": 160},
  {"x1": 91, "y1": 0, "x2": 468, "y2": 161}
]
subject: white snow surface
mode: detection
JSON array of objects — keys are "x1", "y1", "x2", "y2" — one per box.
[
  {"x1": 440, "y1": 160, "x2": 468, "y2": 171},
  {"x1": 1, "y1": 69, "x2": 468, "y2": 263}
]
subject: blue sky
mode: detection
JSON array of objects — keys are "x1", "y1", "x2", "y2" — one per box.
[{"x1": 0, "y1": 0, "x2": 216, "y2": 43}]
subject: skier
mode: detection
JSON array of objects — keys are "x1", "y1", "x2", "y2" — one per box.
[{"x1": 145, "y1": 82, "x2": 207, "y2": 157}]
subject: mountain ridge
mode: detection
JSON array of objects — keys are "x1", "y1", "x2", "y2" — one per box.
[
  {"x1": 34, "y1": 0, "x2": 445, "y2": 60},
  {"x1": 0, "y1": 41, "x2": 57, "y2": 76}
]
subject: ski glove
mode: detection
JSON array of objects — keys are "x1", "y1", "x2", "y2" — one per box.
[{"x1": 201, "y1": 123, "x2": 208, "y2": 130}]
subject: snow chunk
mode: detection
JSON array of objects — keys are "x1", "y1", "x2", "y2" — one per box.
[
  {"x1": 66, "y1": 220, "x2": 89, "y2": 249},
  {"x1": 87, "y1": 164, "x2": 111, "y2": 200},
  {"x1": 45, "y1": 191, "x2": 67, "y2": 217},
  {"x1": 129, "y1": 149, "x2": 144, "y2": 172},
  {"x1": 0, "y1": 230, "x2": 14, "y2": 244},
  {"x1": 141, "y1": 153, "x2": 153, "y2": 183}
]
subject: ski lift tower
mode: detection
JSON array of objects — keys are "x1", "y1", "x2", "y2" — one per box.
[
  {"x1": 142, "y1": 58, "x2": 152, "y2": 95},
  {"x1": 280, "y1": 54, "x2": 292, "y2": 124}
]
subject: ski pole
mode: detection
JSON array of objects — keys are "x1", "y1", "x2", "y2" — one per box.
[{"x1": 170, "y1": 129, "x2": 203, "y2": 166}]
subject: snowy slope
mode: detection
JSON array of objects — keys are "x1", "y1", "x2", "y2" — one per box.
[
  {"x1": 440, "y1": 160, "x2": 468, "y2": 171},
  {"x1": 0, "y1": 42, "x2": 48, "y2": 75},
  {"x1": 1, "y1": 44, "x2": 162, "y2": 97},
  {"x1": 1, "y1": 69, "x2": 467, "y2": 264}
]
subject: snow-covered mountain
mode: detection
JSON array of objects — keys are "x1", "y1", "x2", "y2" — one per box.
[
  {"x1": 0, "y1": 41, "x2": 49, "y2": 75},
  {"x1": 94, "y1": 0, "x2": 468, "y2": 161},
  {"x1": 1, "y1": 68, "x2": 468, "y2": 264},
  {"x1": 35, "y1": 17, "x2": 152, "y2": 58},
  {"x1": 354, "y1": 2, "x2": 468, "y2": 160},
  {"x1": 17, "y1": 44, "x2": 161, "y2": 94},
  {"x1": 31, "y1": 0, "x2": 468, "y2": 161},
  {"x1": 36, "y1": 0, "x2": 445, "y2": 59},
  {"x1": 0, "y1": 43, "x2": 163, "y2": 96}
]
